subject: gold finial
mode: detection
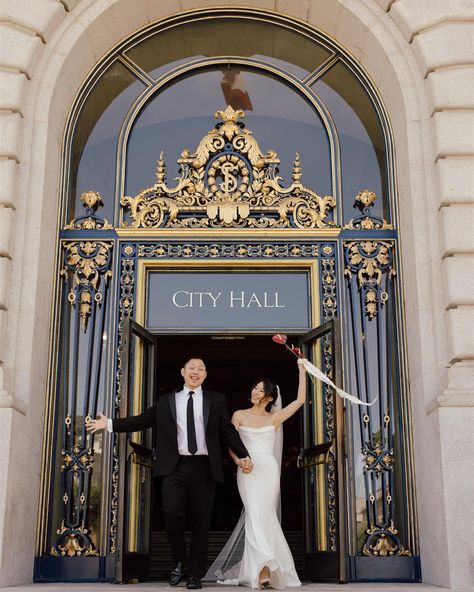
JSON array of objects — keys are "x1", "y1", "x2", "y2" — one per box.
[
  {"x1": 292, "y1": 153, "x2": 302, "y2": 183},
  {"x1": 155, "y1": 151, "x2": 166, "y2": 184},
  {"x1": 80, "y1": 191, "x2": 102, "y2": 211},
  {"x1": 215, "y1": 105, "x2": 245, "y2": 123},
  {"x1": 355, "y1": 189, "x2": 377, "y2": 210}
]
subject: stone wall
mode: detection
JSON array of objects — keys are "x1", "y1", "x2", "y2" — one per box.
[{"x1": 0, "y1": 0, "x2": 472, "y2": 588}]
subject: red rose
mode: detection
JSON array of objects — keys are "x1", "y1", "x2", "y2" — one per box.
[{"x1": 272, "y1": 334, "x2": 288, "y2": 344}]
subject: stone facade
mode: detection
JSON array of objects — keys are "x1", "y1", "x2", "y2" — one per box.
[{"x1": 0, "y1": 0, "x2": 472, "y2": 589}]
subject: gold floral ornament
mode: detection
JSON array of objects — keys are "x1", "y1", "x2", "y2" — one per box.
[
  {"x1": 344, "y1": 189, "x2": 393, "y2": 230},
  {"x1": 60, "y1": 241, "x2": 113, "y2": 331},
  {"x1": 344, "y1": 240, "x2": 396, "y2": 319},
  {"x1": 51, "y1": 521, "x2": 98, "y2": 557},
  {"x1": 362, "y1": 521, "x2": 411, "y2": 557},
  {"x1": 61, "y1": 444, "x2": 95, "y2": 476},
  {"x1": 362, "y1": 441, "x2": 394, "y2": 477},
  {"x1": 65, "y1": 191, "x2": 113, "y2": 230},
  {"x1": 121, "y1": 105, "x2": 337, "y2": 229}
]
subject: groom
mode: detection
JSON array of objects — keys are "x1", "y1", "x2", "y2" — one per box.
[{"x1": 87, "y1": 357, "x2": 252, "y2": 589}]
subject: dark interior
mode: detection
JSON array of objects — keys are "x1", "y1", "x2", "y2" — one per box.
[{"x1": 150, "y1": 334, "x2": 305, "y2": 578}]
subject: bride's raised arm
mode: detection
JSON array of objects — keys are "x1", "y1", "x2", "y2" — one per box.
[{"x1": 272, "y1": 359, "x2": 306, "y2": 428}]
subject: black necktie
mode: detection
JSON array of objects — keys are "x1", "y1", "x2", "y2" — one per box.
[{"x1": 187, "y1": 391, "x2": 198, "y2": 455}]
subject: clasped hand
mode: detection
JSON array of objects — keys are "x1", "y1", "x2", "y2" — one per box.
[{"x1": 238, "y1": 457, "x2": 253, "y2": 474}]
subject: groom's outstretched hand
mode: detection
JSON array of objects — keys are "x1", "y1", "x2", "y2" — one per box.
[
  {"x1": 86, "y1": 412, "x2": 109, "y2": 433},
  {"x1": 239, "y1": 457, "x2": 253, "y2": 474}
]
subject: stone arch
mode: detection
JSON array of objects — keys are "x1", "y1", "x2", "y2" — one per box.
[{"x1": 0, "y1": 1, "x2": 472, "y2": 589}]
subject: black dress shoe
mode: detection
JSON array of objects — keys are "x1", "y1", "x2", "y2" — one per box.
[
  {"x1": 186, "y1": 576, "x2": 202, "y2": 589},
  {"x1": 169, "y1": 562, "x2": 185, "y2": 586}
]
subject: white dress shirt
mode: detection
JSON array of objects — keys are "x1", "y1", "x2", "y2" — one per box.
[
  {"x1": 107, "y1": 385, "x2": 209, "y2": 456},
  {"x1": 175, "y1": 385, "x2": 208, "y2": 455}
]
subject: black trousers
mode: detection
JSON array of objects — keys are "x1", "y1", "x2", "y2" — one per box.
[{"x1": 161, "y1": 456, "x2": 216, "y2": 578}]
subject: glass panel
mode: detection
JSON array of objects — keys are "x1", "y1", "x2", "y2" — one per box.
[
  {"x1": 313, "y1": 62, "x2": 389, "y2": 223},
  {"x1": 126, "y1": 19, "x2": 332, "y2": 80},
  {"x1": 49, "y1": 258, "x2": 111, "y2": 553},
  {"x1": 344, "y1": 245, "x2": 408, "y2": 556},
  {"x1": 125, "y1": 332, "x2": 153, "y2": 554},
  {"x1": 303, "y1": 333, "x2": 333, "y2": 553},
  {"x1": 125, "y1": 67, "x2": 331, "y2": 206},
  {"x1": 68, "y1": 61, "x2": 145, "y2": 223}
]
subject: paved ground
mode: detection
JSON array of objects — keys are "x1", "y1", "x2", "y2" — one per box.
[{"x1": 0, "y1": 583, "x2": 463, "y2": 592}]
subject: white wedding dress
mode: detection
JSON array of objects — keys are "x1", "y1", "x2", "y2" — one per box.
[{"x1": 206, "y1": 425, "x2": 301, "y2": 589}]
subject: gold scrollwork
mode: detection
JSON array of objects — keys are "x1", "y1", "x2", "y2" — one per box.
[
  {"x1": 51, "y1": 521, "x2": 98, "y2": 557},
  {"x1": 64, "y1": 191, "x2": 113, "y2": 230},
  {"x1": 61, "y1": 445, "x2": 94, "y2": 475},
  {"x1": 344, "y1": 190, "x2": 393, "y2": 230},
  {"x1": 363, "y1": 521, "x2": 412, "y2": 557},
  {"x1": 363, "y1": 441, "x2": 394, "y2": 476},
  {"x1": 344, "y1": 240, "x2": 396, "y2": 319},
  {"x1": 61, "y1": 241, "x2": 113, "y2": 331},
  {"x1": 121, "y1": 106, "x2": 337, "y2": 229}
]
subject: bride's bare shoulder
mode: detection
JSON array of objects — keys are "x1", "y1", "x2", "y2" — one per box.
[
  {"x1": 234, "y1": 408, "x2": 253, "y2": 416},
  {"x1": 231, "y1": 409, "x2": 244, "y2": 424}
]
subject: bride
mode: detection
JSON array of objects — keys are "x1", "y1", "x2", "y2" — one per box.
[{"x1": 206, "y1": 357, "x2": 306, "y2": 589}]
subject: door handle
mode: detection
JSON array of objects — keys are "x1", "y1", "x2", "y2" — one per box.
[
  {"x1": 132, "y1": 454, "x2": 154, "y2": 469},
  {"x1": 297, "y1": 440, "x2": 335, "y2": 468},
  {"x1": 126, "y1": 439, "x2": 155, "y2": 468}
]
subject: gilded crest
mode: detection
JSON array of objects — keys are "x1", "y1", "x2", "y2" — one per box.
[{"x1": 121, "y1": 106, "x2": 337, "y2": 229}]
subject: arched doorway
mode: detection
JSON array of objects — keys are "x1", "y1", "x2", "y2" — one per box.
[{"x1": 34, "y1": 8, "x2": 419, "y2": 584}]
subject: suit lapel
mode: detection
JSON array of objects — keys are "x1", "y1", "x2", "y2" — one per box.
[
  {"x1": 169, "y1": 390, "x2": 177, "y2": 425},
  {"x1": 203, "y1": 389, "x2": 211, "y2": 430}
]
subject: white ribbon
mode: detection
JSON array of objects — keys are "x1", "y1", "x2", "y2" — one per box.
[{"x1": 301, "y1": 358, "x2": 378, "y2": 406}]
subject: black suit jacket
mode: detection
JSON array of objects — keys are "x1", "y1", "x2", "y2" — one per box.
[{"x1": 112, "y1": 388, "x2": 249, "y2": 483}]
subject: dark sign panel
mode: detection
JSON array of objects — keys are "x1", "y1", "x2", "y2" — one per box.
[{"x1": 146, "y1": 272, "x2": 310, "y2": 331}]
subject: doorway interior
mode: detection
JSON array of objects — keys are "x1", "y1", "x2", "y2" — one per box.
[{"x1": 149, "y1": 334, "x2": 304, "y2": 580}]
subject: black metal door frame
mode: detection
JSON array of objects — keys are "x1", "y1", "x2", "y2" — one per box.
[
  {"x1": 116, "y1": 318, "x2": 156, "y2": 582},
  {"x1": 299, "y1": 319, "x2": 347, "y2": 583}
]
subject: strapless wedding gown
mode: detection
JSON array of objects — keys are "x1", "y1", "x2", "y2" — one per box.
[{"x1": 223, "y1": 426, "x2": 301, "y2": 589}]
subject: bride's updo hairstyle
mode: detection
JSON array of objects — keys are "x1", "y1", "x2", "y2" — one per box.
[{"x1": 252, "y1": 378, "x2": 278, "y2": 412}]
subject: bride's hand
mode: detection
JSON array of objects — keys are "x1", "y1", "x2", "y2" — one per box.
[
  {"x1": 297, "y1": 358, "x2": 307, "y2": 370},
  {"x1": 238, "y1": 457, "x2": 253, "y2": 474}
]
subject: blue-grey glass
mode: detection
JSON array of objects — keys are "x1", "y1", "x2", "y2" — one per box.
[
  {"x1": 87, "y1": 331, "x2": 107, "y2": 548},
  {"x1": 313, "y1": 62, "x2": 389, "y2": 222},
  {"x1": 49, "y1": 282, "x2": 109, "y2": 551},
  {"x1": 125, "y1": 68, "x2": 332, "y2": 205},
  {"x1": 344, "y1": 279, "x2": 407, "y2": 554},
  {"x1": 125, "y1": 19, "x2": 331, "y2": 80},
  {"x1": 146, "y1": 272, "x2": 310, "y2": 331},
  {"x1": 125, "y1": 333, "x2": 153, "y2": 553},
  {"x1": 69, "y1": 61, "x2": 145, "y2": 223},
  {"x1": 303, "y1": 334, "x2": 330, "y2": 552},
  {"x1": 49, "y1": 291, "x2": 68, "y2": 549}
]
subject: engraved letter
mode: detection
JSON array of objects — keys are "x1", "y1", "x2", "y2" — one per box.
[
  {"x1": 263, "y1": 292, "x2": 275, "y2": 308},
  {"x1": 275, "y1": 293, "x2": 285, "y2": 308},
  {"x1": 247, "y1": 293, "x2": 262, "y2": 308},
  {"x1": 230, "y1": 291, "x2": 245, "y2": 308},
  {"x1": 195, "y1": 292, "x2": 205, "y2": 307},
  {"x1": 172, "y1": 291, "x2": 189, "y2": 308},
  {"x1": 208, "y1": 292, "x2": 222, "y2": 308}
]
